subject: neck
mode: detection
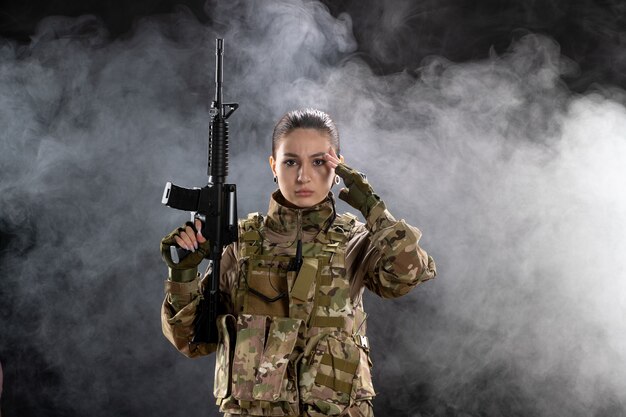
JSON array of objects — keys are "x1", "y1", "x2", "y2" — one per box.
[{"x1": 265, "y1": 190, "x2": 336, "y2": 239}]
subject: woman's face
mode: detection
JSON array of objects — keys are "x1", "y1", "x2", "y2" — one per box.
[{"x1": 269, "y1": 128, "x2": 341, "y2": 208}]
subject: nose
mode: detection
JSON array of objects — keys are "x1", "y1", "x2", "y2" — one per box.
[{"x1": 297, "y1": 164, "x2": 311, "y2": 183}]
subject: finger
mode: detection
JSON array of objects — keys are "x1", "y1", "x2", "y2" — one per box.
[
  {"x1": 179, "y1": 230, "x2": 196, "y2": 252},
  {"x1": 324, "y1": 155, "x2": 338, "y2": 169},
  {"x1": 174, "y1": 235, "x2": 190, "y2": 251},
  {"x1": 327, "y1": 147, "x2": 342, "y2": 162},
  {"x1": 185, "y1": 225, "x2": 198, "y2": 249},
  {"x1": 324, "y1": 152, "x2": 339, "y2": 166},
  {"x1": 195, "y1": 219, "x2": 207, "y2": 243}
]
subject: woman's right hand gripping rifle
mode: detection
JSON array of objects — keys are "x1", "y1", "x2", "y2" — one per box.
[{"x1": 160, "y1": 219, "x2": 211, "y2": 282}]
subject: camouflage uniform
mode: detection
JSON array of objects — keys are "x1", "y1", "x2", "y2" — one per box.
[{"x1": 161, "y1": 190, "x2": 436, "y2": 417}]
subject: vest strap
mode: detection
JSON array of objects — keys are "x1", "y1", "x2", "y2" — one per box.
[
  {"x1": 310, "y1": 316, "x2": 346, "y2": 330},
  {"x1": 319, "y1": 274, "x2": 333, "y2": 286},
  {"x1": 322, "y1": 242, "x2": 340, "y2": 253},
  {"x1": 320, "y1": 353, "x2": 359, "y2": 374},
  {"x1": 317, "y1": 294, "x2": 332, "y2": 307},
  {"x1": 327, "y1": 230, "x2": 347, "y2": 243},
  {"x1": 315, "y1": 372, "x2": 352, "y2": 395},
  {"x1": 242, "y1": 230, "x2": 261, "y2": 242},
  {"x1": 353, "y1": 309, "x2": 367, "y2": 335}
]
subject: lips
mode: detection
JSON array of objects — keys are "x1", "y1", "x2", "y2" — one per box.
[{"x1": 295, "y1": 189, "x2": 314, "y2": 197}]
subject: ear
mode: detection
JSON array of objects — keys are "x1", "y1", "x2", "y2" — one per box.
[{"x1": 269, "y1": 155, "x2": 277, "y2": 176}]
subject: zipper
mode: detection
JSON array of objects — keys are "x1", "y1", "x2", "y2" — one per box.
[
  {"x1": 294, "y1": 209, "x2": 303, "y2": 272},
  {"x1": 296, "y1": 209, "x2": 302, "y2": 242}
]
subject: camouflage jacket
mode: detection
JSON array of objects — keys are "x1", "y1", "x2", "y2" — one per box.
[{"x1": 161, "y1": 190, "x2": 436, "y2": 416}]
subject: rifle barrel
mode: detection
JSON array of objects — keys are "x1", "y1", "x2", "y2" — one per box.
[{"x1": 215, "y1": 38, "x2": 224, "y2": 114}]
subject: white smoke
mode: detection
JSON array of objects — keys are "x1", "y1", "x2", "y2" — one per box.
[{"x1": 0, "y1": 1, "x2": 625, "y2": 416}]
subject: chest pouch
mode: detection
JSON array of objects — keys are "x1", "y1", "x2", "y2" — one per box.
[
  {"x1": 286, "y1": 256, "x2": 319, "y2": 325},
  {"x1": 216, "y1": 313, "x2": 304, "y2": 416},
  {"x1": 298, "y1": 332, "x2": 370, "y2": 416},
  {"x1": 242, "y1": 256, "x2": 291, "y2": 318}
]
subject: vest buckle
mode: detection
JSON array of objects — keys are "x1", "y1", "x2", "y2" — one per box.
[{"x1": 355, "y1": 334, "x2": 369, "y2": 350}]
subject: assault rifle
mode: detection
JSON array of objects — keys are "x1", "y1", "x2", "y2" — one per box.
[{"x1": 161, "y1": 38, "x2": 238, "y2": 344}]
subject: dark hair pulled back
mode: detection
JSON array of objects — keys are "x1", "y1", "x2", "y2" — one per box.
[{"x1": 272, "y1": 108, "x2": 340, "y2": 157}]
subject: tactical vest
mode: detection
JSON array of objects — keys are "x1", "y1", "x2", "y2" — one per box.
[{"x1": 213, "y1": 211, "x2": 375, "y2": 416}]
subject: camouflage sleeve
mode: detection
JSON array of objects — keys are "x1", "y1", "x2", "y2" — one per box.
[
  {"x1": 347, "y1": 201, "x2": 436, "y2": 299},
  {"x1": 161, "y1": 243, "x2": 238, "y2": 358}
]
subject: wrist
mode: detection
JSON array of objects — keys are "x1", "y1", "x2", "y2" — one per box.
[
  {"x1": 165, "y1": 274, "x2": 200, "y2": 312},
  {"x1": 365, "y1": 200, "x2": 395, "y2": 233},
  {"x1": 361, "y1": 193, "x2": 382, "y2": 218},
  {"x1": 168, "y1": 267, "x2": 198, "y2": 283}
]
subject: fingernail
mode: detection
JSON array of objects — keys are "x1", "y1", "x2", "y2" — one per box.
[{"x1": 194, "y1": 241, "x2": 198, "y2": 250}]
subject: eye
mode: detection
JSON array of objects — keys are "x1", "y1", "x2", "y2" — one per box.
[
  {"x1": 284, "y1": 159, "x2": 297, "y2": 167},
  {"x1": 312, "y1": 159, "x2": 326, "y2": 166}
]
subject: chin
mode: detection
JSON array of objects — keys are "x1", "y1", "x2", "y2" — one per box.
[{"x1": 292, "y1": 193, "x2": 322, "y2": 208}]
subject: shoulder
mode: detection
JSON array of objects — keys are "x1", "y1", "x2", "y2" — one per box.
[
  {"x1": 239, "y1": 212, "x2": 264, "y2": 236},
  {"x1": 236, "y1": 212, "x2": 265, "y2": 256},
  {"x1": 333, "y1": 212, "x2": 367, "y2": 241},
  {"x1": 334, "y1": 212, "x2": 358, "y2": 229}
]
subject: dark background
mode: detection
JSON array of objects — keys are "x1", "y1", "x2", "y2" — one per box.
[
  {"x1": 1, "y1": 1, "x2": 625, "y2": 416},
  {"x1": 1, "y1": 0, "x2": 624, "y2": 90}
]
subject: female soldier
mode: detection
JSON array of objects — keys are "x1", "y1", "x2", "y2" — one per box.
[{"x1": 160, "y1": 108, "x2": 436, "y2": 417}]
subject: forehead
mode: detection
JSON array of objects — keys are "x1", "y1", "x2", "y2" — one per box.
[{"x1": 276, "y1": 128, "x2": 331, "y2": 155}]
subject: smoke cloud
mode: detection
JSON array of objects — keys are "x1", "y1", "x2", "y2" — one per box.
[{"x1": 0, "y1": 1, "x2": 624, "y2": 416}]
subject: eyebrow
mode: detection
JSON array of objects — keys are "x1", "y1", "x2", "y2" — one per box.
[{"x1": 283, "y1": 152, "x2": 326, "y2": 158}]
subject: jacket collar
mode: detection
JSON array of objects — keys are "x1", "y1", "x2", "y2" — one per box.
[{"x1": 265, "y1": 190, "x2": 335, "y2": 240}]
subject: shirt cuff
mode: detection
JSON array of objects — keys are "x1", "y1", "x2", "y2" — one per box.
[
  {"x1": 168, "y1": 267, "x2": 198, "y2": 283},
  {"x1": 365, "y1": 201, "x2": 396, "y2": 233}
]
